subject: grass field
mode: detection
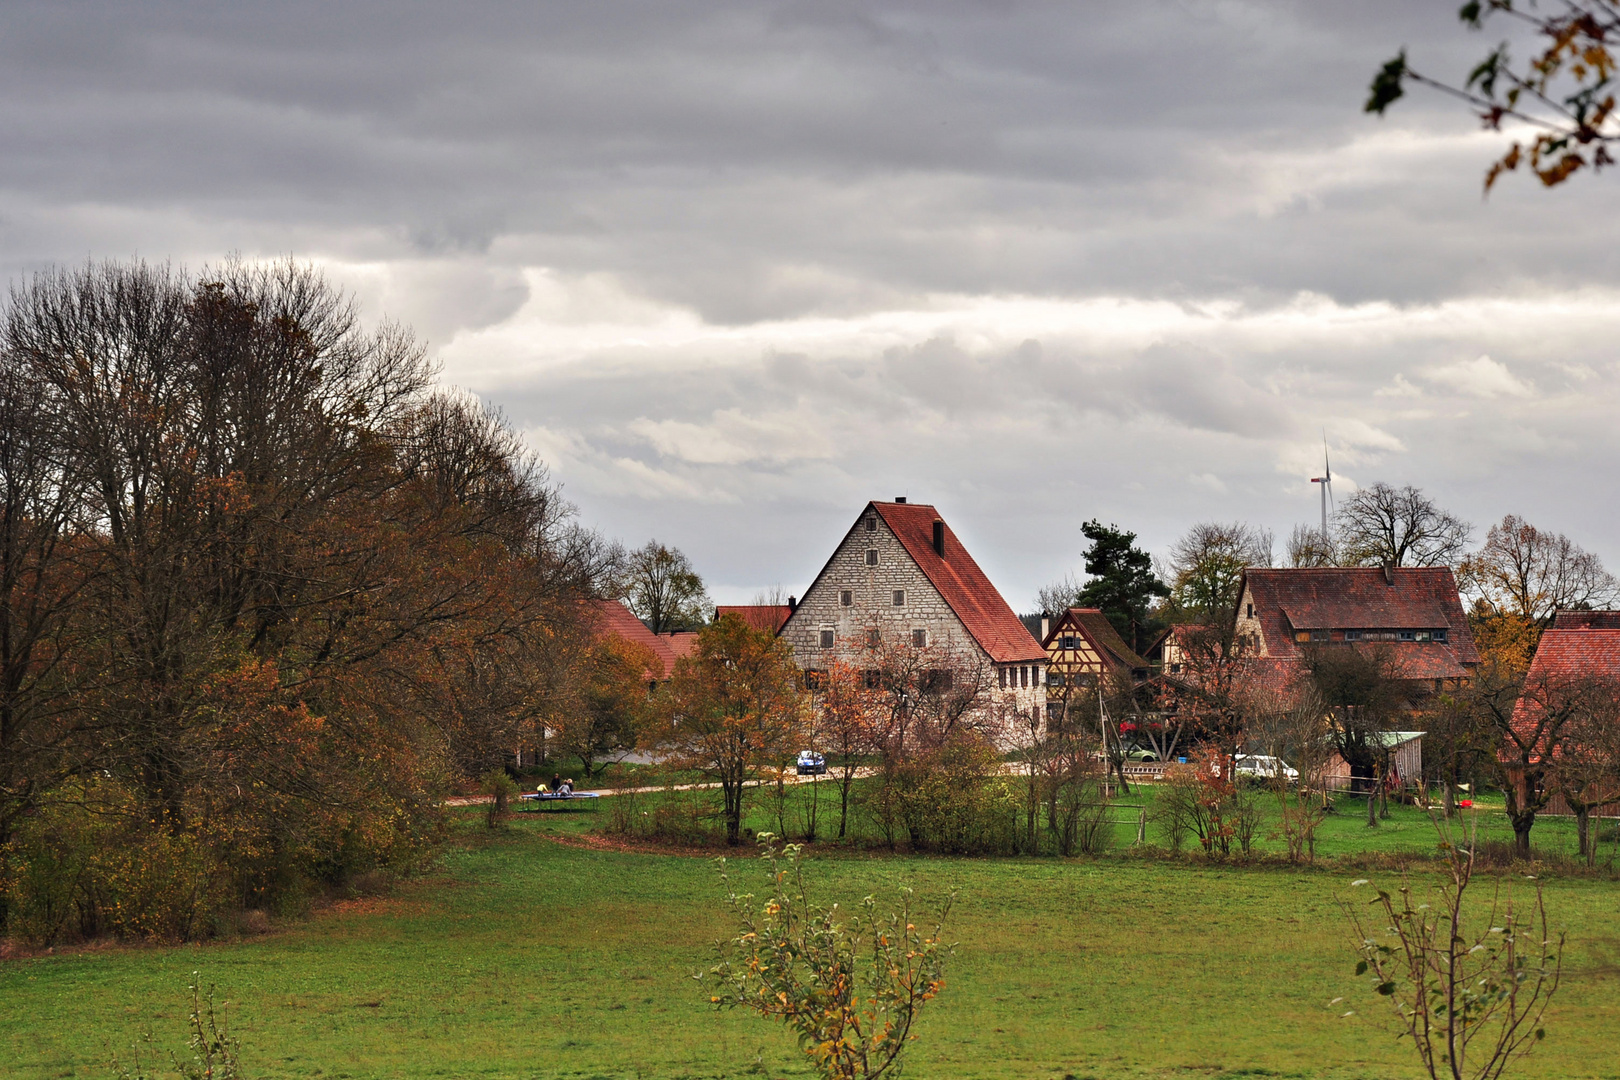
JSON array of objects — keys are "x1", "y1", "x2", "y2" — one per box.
[{"x1": 4, "y1": 796, "x2": 1620, "y2": 1080}]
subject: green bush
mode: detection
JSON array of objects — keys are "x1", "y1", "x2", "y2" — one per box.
[
  {"x1": 871, "y1": 739, "x2": 1022, "y2": 855},
  {"x1": 606, "y1": 780, "x2": 726, "y2": 846},
  {"x1": 480, "y1": 769, "x2": 519, "y2": 829},
  {"x1": 2, "y1": 773, "x2": 441, "y2": 944},
  {"x1": 3, "y1": 789, "x2": 230, "y2": 945}
]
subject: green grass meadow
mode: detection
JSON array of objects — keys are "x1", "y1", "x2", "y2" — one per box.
[{"x1": 5, "y1": 793, "x2": 1620, "y2": 1080}]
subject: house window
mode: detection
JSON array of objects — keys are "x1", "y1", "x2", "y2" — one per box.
[
  {"x1": 863, "y1": 669, "x2": 881, "y2": 689},
  {"x1": 893, "y1": 590, "x2": 905, "y2": 606},
  {"x1": 840, "y1": 590, "x2": 853, "y2": 607},
  {"x1": 1344, "y1": 630, "x2": 1363, "y2": 641},
  {"x1": 1246, "y1": 603, "x2": 1254, "y2": 619},
  {"x1": 998, "y1": 667, "x2": 1007, "y2": 689},
  {"x1": 865, "y1": 549, "x2": 879, "y2": 566},
  {"x1": 1034, "y1": 666, "x2": 1042, "y2": 686},
  {"x1": 922, "y1": 669, "x2": 953, "y2": 693},
  {"x1": 1294, "y1": 630, "x2": 1311, "y2": 644},
  {"x1": 1049, "y1": 672, "x2": 1067, "y2": 688},
  {"x1": 1032, "y1": 704, "x2": 1041, "y2": 724},
  {"x1": 820, "y1": 629, "x2": 835, "y2": 649},
  {"x1": 865, "y1": 516, "x2": 877, "y2": 532},
  {"x1": 1311, "y1": 629, "x2": 1329, "y2": 643},
  {"x1": 1415, "y1": 630, "x2": 1431, "y2": 642},
  {"x1": 1434, "y1": 629, "x2": 1449, "y2": 643},
  {"x1": 804, "y1": 669, "x2": 826, "y2": 690},
  {"x1": 1020, "y1": 666, "x2": 1029, "y2": 688},
  {"x1": 867, "y1": 628, "x2": 881, "y2": 646},
  {"x1": 1399, "y1": 630, "x2": 1416, "y2": 642},
  {"x1": 912, "y1": 629, "x2": 927, "y2": 648},
  {"x1": 1061, "y1": 635, "x2": 1078, "y2": 650}
]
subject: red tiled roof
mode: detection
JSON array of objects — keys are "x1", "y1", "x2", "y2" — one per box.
[
  {"x1": 873, "y1": 501, "x2": 1047, "y2": 664},
  {"x1": 589, "y1": 599, "x2": 677, "y2": 678},
  {"x1": 1374, "y1": 641, "x2": 1472, "y2": 680},
  {"x1": 1520, "y1": 628, "x2": 1620, "y2": 683},
  {"x1": 1243, "y1": 567, "x2": 1481, "y2": 670},
  {"x1": 1511, "y1": 628, "x2": 1620, "y2": 745},
  {"x1": 1551, "y1": 610, "x2": 1620, "y2": 630},
  {"x1": 661, "y1": 631, "x2": 700, "y2": 663},
  {"x1": 715, "y1": 605, "x2": 793, "y2": 634},
  {"x1": 1279, "y1": 601, "x2": 1451, "y2": 630}
]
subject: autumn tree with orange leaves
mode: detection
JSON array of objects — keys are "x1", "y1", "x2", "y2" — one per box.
[
  {"x1": 551, "y1": 630, "x2": 662, "y2": 780},
  {"x1": 0, "y1": 259, "x2": 612, "y2": 941},
  {"x1": 810, "y1": 659, "x2": 885, "y2": 841},
  {"x1": 656, "y1": 613, "x2": 807, "y2": 845}
]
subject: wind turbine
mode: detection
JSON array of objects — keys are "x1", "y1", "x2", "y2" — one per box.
[{"x1": 1309, "y1": 435, "x2": 1333, "y2": 535}]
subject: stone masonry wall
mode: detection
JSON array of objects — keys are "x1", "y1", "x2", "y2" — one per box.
[{"x1": 780, "y1": 505, "x2": 1046, "y2": 733}]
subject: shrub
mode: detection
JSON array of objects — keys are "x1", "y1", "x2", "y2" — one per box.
[
  {"x1": 708, "y1": 837, "x2": 953, "y2": 1079},
  {"x1": 1154, "y1": 750, "x2": 1257, "y2": 859},
  {"x1": 480, "y1": 769, "x2": 519, "y2": 829},
  {"x1": 2, "y1": 773, "x2": 440, "y2": 944},
  {"x1": 604, "y1": 775, "x2": 727, "y2": 846},
  {"x1": 874, "y1": 738, "x2": 1020, "y2": 855},
  {"x1": 111, "y1": 974, "x2": 244, "y2": 1080},
  {"x1": 1343, "y1": 813, "x2": 1563, "y2": 1080}
]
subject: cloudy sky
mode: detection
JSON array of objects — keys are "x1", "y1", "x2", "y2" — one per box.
[{"x1": 5, "y1": 1, "x2": 1619, "y2": 606}]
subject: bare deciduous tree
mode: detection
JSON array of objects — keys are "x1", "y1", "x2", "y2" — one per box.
[
  {"x1": 1286, "y1": 523, "x2": 1337, "y2": 567},
  {"x1": 1345, "y1": 815, "x2": 1563, "y2": 1080},
  {"x1": 1459, "y1": 514, "x2": 1620, "y2": 627},
  {"x1": 1335, "y1": 483, "x2": 1471, "y2": 569}
]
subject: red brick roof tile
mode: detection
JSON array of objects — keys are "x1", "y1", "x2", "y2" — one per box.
[
  {"x1": 1243, "y1": 567, "x2": 1480, "y2": 672},
  {"x1": 661, "y1": 631, "x2": 700, "y2": 663},
  {"x1": 874, "y1": 501, "x2": 1047, "y2": 664},
  {"x1": 1551, "y1": 610, "x2": 1620, "y2": 630},
  {"x1": 1511, "y1": 628, "x2": 1620, "y2": 745},
  {"x1": 589, "y1": 599, "x2": 677, "y2": 678},
  {"x1": 715, "y1": 605, "x2": 793, "y2": 634}
]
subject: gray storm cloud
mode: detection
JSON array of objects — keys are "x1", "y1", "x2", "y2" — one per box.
[{"x1": 4, "y1": 0, "x2": 1619, "y2": 603}]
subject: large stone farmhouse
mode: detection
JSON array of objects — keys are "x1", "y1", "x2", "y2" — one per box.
[
  {"x1": 1232, "y1": 565, "x2": 1481, "y2": 692},
  {"x1": 778, "y1": 499, "x2": 1048, "y2": 726}
]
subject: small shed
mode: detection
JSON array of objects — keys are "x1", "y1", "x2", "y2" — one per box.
[{"x1": 1323, "y1": 731, "x2": 1422, "y2": 793}]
